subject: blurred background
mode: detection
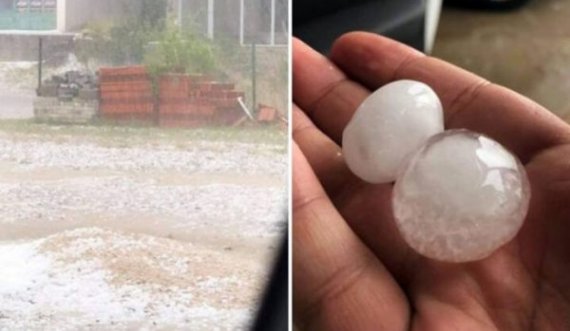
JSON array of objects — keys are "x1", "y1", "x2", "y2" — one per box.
[
  {"x1": 433, "y1": 0, "x2": 570, "y2": 122},
  {"x1": 294, "y1": 0, "x2": 570, "y2": 123}
]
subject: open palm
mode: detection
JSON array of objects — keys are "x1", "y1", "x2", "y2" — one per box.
[{"x1": 293, "y1": 32, "x2": 570, "y2": 331}]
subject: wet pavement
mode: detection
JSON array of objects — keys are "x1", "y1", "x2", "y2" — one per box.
[{"x1": 433, "y1": 0, "x2": 570, "y2": 122}]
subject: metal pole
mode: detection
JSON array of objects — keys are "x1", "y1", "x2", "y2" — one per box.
[
  {"x1": 37, "y1": 36, "x2": 43, "y2": 95},
  {"x1": 177, "y1": 0, "x2": 182, "y2": 27},
  {"x1": 251, "y1": 42, "x2": 256, "y2": 114},
  {"x1": 239, "y1": 0, "x2": 244, "y2": 45},
  {"x1": 207, "y1": 0, "x2": 214, "y2": 39},
  {"x1": 270, "y1": 0, "x2": 275, "y2": 45}
]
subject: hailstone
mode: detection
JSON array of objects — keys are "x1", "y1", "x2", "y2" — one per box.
[
  {"x1": 392, "y1": 130, "x2": 530, "y2": 262},
  {"x1": 342, "y1": 80, "x2": 444, "y2": 183}
]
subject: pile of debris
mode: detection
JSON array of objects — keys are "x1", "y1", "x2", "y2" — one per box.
[
  {"x1": 34, "y1": 70, "x2": 99, "y2": 124},
  {"x1": 38, "y1": 70, "x2": 99, "y2": 101}
]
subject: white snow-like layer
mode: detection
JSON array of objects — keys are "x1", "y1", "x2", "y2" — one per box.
[
  {"x1": 0, "y1": 241, "x2": 50, "y2": 294},
  {"x1": 0, "y1": 126, "x2": 286, "y2": 329},
  {"x1": 0, "y1": 178, "x2": 286, "y2": 235},
  {"x1": 0, "y1": 228, "x2": 261, "y2": 330},
  {"x1": 0, "y1": 134, "x2": 287, "y2": 235},
  {"x1": 0, "y1": 138, "x2": 286, "y2": 176}
]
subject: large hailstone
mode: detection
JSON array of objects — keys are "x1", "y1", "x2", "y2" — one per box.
[
  {"x1": 392, "y1": 130, "x2": 530, "y2": 262},
  {"x1": 342, "y1": 80, "x2": 444, "y2": 183}
]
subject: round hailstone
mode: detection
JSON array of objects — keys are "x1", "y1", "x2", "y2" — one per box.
[
  {"x1": 392, "y1": 130, "x2": 530, "y2": 262},
  {"x1": 342, "y1": 80, "x2": 444, "y2": 183}
]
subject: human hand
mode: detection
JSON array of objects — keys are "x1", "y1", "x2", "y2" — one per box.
[{"x1": 293, "y1": 32, "x2": 570, "y2": 331}]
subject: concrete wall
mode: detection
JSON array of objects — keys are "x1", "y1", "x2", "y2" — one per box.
[
  {"x1": 34, "y1": 97, "x2": 98, "y2": 124},
  {"x1": 0, "y1": 33, "x2": 73, "y2": 61}
]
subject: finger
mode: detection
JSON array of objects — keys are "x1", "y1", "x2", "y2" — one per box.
[
  {"x1": 292, "y1": 103, "x2": 353, "y2": 195},
  {"x1": 330, "y1": 32, "x2": 570, "y2": 162},
  {"x1": 293, "y1": 142, "x2": 409, "y2": 330},
  {"x1": 293, "y1": 103, "x2": 415, "y2": 279},
  {"x1": 292, "y1": 38, "x2": 369, "y2": 145}
]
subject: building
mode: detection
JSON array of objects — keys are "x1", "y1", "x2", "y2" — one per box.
[
  {"x1": 0, "y1": 0, "x2": 289, "y2": 45},
  {"x1": 0, "y1": 0, "x2": 57, "y2": 30},
  {"x1": 176, "y1": 0, "x2": 288, "y2": 45},
  {"x1": 0, "y1": 0, "x2": 288, "y2": 44},
  {"x1": 0, "y1": 0, "x2": 138, "y2": 32}
]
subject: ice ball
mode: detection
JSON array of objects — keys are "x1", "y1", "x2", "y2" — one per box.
[
  {"x1": 342, "y1": 80, "x2": 444, "y2": 183},
  {"x1": 392, "y1": 130, "x2": 530, "y2": 262}
]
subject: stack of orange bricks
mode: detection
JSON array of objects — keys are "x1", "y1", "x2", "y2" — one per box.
[
  {"x1": 97, "y1": 66, "x2": 246, "y2": 128},
  {"x1": 99, "y1": 66, "x2": 155, "y2": 123},
  {"x1": 159, "y1": 74, "x2": 245, "y2": 128}
]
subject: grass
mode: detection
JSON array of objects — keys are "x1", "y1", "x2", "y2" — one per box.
[{"x1": 0, "y1": 119, "x2": 287, "y2": 152}]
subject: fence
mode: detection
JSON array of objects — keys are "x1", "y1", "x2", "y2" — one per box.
[{"x1": 0, "y1": 1, "x2": 288, "y2": 126}]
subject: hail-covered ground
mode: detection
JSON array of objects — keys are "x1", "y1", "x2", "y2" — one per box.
[{"x1": 0, "y1": 122, "x2": 287, "y2": 330}]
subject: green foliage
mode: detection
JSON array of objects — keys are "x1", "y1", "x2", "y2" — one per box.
[
  {"x1": 76, "y1": 0, "x2": 168, "y2": 66},
  {"x1": 72, "y1": 2, "x2": 286, "y2": 116},
  {"x1": 106, "y1": 21, "x2": 153, "y2": 64},
  {"x1": 144, "y1": 21, "x2": 217, "y2": 77},
  {"x1": 77, "y1": 8, "x2": 218, "y2": 91}
]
